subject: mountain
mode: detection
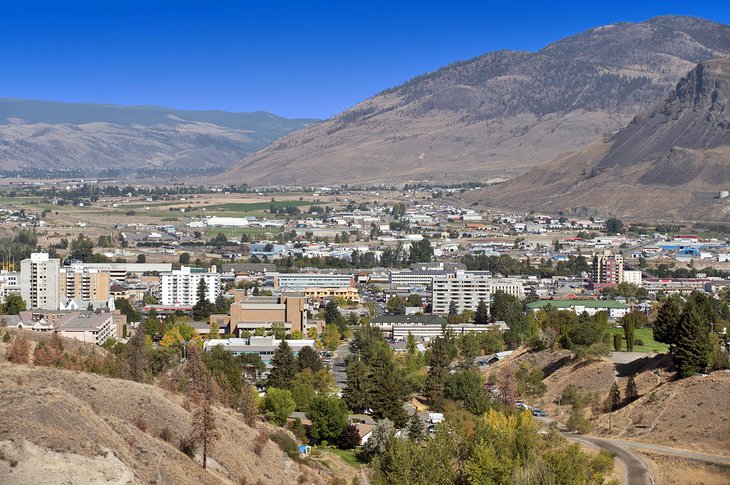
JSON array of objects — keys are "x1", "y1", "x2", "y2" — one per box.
[
  {"x1": 0, "y1": 99, "x2": 318, "y2": 174},
  {"x1": 468, "y1": 57, "x2": 730, "y2": 221},
  {"x1": 221, "y1": 15, "x2": 730, "y2": 185}
]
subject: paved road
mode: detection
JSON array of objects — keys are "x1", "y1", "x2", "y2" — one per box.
[
  {"x1": 333, "y1": 342, "x2": 349, "y2": 389},
  {"x1": 565, "y1": 433, "x2": 650, "y2": 485}
]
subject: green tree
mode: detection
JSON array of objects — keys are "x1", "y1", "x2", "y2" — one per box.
[
  {"x1": 323, "y1": 300, "x2": 342, "y2": 324},
  {"x1": 386, "y1": 296, "x2": 406, "y2": 315},
  {"x1": 673, "y1": 302, "x2": 711, "y2": 378},
  {"x1": 607, "y1": 382, "x2": 621, "y2": 412},
  {"x1": 290, "y1": 378, "x2": 316, "y2": 411},
  {"x1": 424, "y1": 337, "x2": 450, "y2": 411},
  {"x1": 448, "y1": 300, "x2": 458, "y2": 316},
  {"x1": 624, "y1": 376, "x2": 639, "y2": 403},
  {"x1": 623, "y1": 317, "x2": 636, "y2": 352},
  {"x1": 369, "y1": 347, "x2": 408, "y2": 426},
  {"x1": 262, "y1": 387, "x2": 296, "y2": 425},
  {"x1": 406, "y1": 293, "x2": 423, "y2": 307},
  {"x1": 407, "y1": 412, "x2": 424, "y2": 443},
  {"x1": 474, "y1": 300, "x2": 490, "y2": 325},
  {"x1": 136, "y1": 254, "x2": 146, "y2": 263},
  {"x1": 613, "y1": 333, "x2": 623, "y2": 352},
  {"x1": 266, "y1": 340, "x2": 297, "y2": 389},
  {"x1": 321, "y1": 323, "x2": 341, "y2": 351},
  {"x1": 605, "y1": 218, "x2": 624, "y2": 235},
  {"x1": 179, "y1": 252, "x2": 191, "y2": 265},
  {"x1": 192, "y1": 278, "x2": 216, "y2": 321},
  {"x1": 296, "y1": 345, "x2": 322, "y2": 373},
  {"x1": 306, "y1": 395, "x2": 348, "y2": 444},
  {"x1": 653, "y1": 296, "x2": 683, "y2": 348},
  {"x1": 126, "y1": 327, "x2": 149, "y2": 383},
  {"x1": 343, "y1": 357, "x2": 370, "y2": 413},
  {"x1": 70, "y1": 234, "x2": 95, "y2": 262},
  {"x1": 1, "y1": 294, "x2": 27, "y2": 315}
]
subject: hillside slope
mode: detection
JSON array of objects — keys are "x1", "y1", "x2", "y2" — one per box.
[
  {"x1": 0, "y1": 360, "x2": 336, "y2": 484},
  {"x1": 221, "y1": 15, "x2": 730, "y2": 185},
  {"x1": 0, "y1": 99, "x2": 318, "y2": 173},
  {"x1": 469, "y1": 57, "x2": 730, "y2": 221}
]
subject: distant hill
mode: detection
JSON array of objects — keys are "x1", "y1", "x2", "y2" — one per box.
[
  {"x1": 221, "y1": 15, "x2": 730, "y2": 185},
  {"x1": 468, "y1": 58, "x2": 730, "y2": 221},
  {"x1": 0, "y1": 99, "x2": 318, "y2": 174}
]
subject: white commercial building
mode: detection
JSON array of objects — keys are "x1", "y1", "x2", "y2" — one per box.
[
  {"x1": 160, "y1": 266, "x2": 221, "y2": 306},
  {"x1": 58, "y1": 313, "x2": 116, "y2": 346},
  {"x1": 623, "y1": 270, "x2": 643, "y2": 287},
  {"x1": 432, "y1": 273, "x2": 491, "y2": 314},
  {"x1": 273, "y1": 273, "x2": 353, "y2": 290},
  {"x1": 20, "y1": 253, "x2": 60, "y2": 310}
]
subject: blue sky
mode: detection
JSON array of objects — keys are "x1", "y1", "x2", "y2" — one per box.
[{"x1": 1, "y1": 0, "x2": 728, "y2": 118}]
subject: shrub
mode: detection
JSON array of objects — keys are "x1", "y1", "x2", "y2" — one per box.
[
  {"x1": 567, "y1": 408, "x2": 591, "y2": 434},
  {"x1": 179, "y1": 435, "x2": 197, "y2": 457},
  {"x1": 7, "y1": 334, "x2": 30, "y2": 364},
  {"x1": 560, "y1": 384, "x2": 582, "y2": 408},
  {"x1": 159, "y1": 427, "x2": 175, "y2": 443},
  {"x1": 253, "y1": 429, "x2": 269, "y2": 456},
  {"x1": 133, "y1": 412, "x2": 148, "y2": 432},
  {"x1": 270, "y1": 430, "x2": 300, "y2": 461}
]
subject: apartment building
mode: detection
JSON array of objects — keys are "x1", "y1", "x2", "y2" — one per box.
[
  {"x1": 591, "y1": 250, "x2": 624, "y2": 288},
  {"x1": 60, "y1": 264, "x2": 111, "y2": 310},
  {"x1": 432, "y1": 273, "x2": 491, "y2": 314},
  {"x1": 160, "y1": 266, "x2": 221, "y2": 306},
  {"x1": 81, "y1": 262, "x2": 173, "y2": 282},
  {"x1": 20, "y1": 253, "x2": 60, "y2": 310},
  {"x1": 301, "y1": 287, "x2": 360, "y2": 303},
  {"x1": 488, "y1": 278, "x2": 525, "y2": 299}
]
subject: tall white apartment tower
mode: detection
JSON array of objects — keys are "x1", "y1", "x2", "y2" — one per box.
[
  {"x1": 160, "y1": 266, "x2": 221, "y2": 306},
  {"x1": 20, "y1": 253, "x2": 61, "y2": 310},
  {"x1": 432, "y1": 272, "x2": 491, "y2": 314}
]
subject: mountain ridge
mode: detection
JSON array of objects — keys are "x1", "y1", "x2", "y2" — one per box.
[
  {"x1": 220, "y1": 15, "x2": 730, "y2": 185},
  {"x1": 467, "y1": 57, "x2": 730, "y2": 221},
  {"x1": 0, "y1": 99, "x2": 319, "y2": 173}
]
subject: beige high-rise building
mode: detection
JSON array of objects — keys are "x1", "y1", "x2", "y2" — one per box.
[
  {"x1": 20, "y1": 253, "x2": 60, "y2": 310},
  {"x1": 60, "y1": 264, "x2": 111, "y2": 309}
]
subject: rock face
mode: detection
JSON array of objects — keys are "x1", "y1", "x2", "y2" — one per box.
[
  {"x1": 221, "y1": 16, "x2": 730, "y2": 185},
  {"x1": 0, "y1": 99, "x2": 318, "y2": 173},
  {"x1": 469, "y1": 58, "x2": 730, "y2": 221}
]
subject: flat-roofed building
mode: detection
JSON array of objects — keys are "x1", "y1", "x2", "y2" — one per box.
[
  {"x1": 160, "y1": 266, "x2": 220, "y2": 306},
  {"x1": 301, "y1": 287, "x2": 360, "y2": 303},
  {"x1": 60, "y1": 264, "x2": 111, "y2": 310},
  {"x1": 78, "y1": 262, "x2": 173, "y2": 283},
  {"x1": 371, "y1": 314, "x2": 507, "y2": 340},
  {"x1": 20, "y1": 253, "x2": 60, "y2": 310},
  {"x1": 204, "y1": 336, "x2": 316, "y2": 366},
  {"x1": 273, "y1": 273, "x2": 353, "y2": 290},
  {"x1": 526, "y1": 299, "x2": 629, "y2": 319},
  {"x1": 210, "y1": 291, "x2": 311, "y2": 336},
  {"x1": 432, "y1": 273, "x2": 490, "y2": 314},
  {"x1": 57, "y1": 312, "x2": 116, "y2": 345}
]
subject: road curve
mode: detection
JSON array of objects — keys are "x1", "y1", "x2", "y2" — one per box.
[{"x1": 564, "y1": 433, "x2": 650, "y2": 485}]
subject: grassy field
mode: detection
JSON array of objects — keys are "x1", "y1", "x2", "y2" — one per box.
[
  {"x1": 606, "y1": 327, "x2": 669, "y2": 353},
  {"x1": 317, "y1": 448, "x2": 362, "y2": 468},
  {"x1": 207, "y1": 200, "x2": 311, "y2": 212}
]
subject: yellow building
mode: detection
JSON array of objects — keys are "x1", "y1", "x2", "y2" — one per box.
[
  {"x1": 60, "y1": 265, "x2": 111, "y2": 309},
  {"x1": 301, "y1": 287, "x2": 360, "y2": 303}
]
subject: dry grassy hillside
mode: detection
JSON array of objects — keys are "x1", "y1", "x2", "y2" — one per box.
[
  {"x1": 488, "y1": 348, "x2": 730, "y2": 456},
  {"x1": 0, "y1": 331, "x2": 346, "y2": 485}
]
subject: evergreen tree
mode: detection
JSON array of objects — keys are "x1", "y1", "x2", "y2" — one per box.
[
  {"x1": 613, "y1": 333, "x2": 623, "y2": 352},
  {"x1": 424, "y1": 337, "x2": 450, "y2": 411},
  {"x1": 474, "y1": 300, "x2": 490, "y2": 325},
  {"x1": 343, "y1": 357, "x2": 370, "y2": 413},
  {"x1": 369, "y1": 347, "x2": 408, "y2": 426},
  {"x1": 623, "y1": 318, "x2": 636, "y2": 352},
  {"x1": 624, "y1": 376, "x2": 638, "y2": 403},
  {"x1": 266, "y1": 340, "x2": 297, "y2": 389},
  {"x1": 448, "y1": 300, "x2": 458, "y2": 316},
  {"x1": 673, "y1": 302, "x2": 711, "y2": 378},
  {"x1": 323, "y1": 300, "x2": 342, "y2": 324},
  {"x1": 653, "y1": 296, "x2": 683, "y2": 348},
  {"x1": 126, "y1": 327, "x2": 149, "y2": 383},
  {"x1": 607, "y1": 383, "x2": 621, "y2": 411},
  {"x1": 192, "y1": 278, "x2": 216, "y2": 321},
  {"x1": 407, "y1": 412, "x2": 424, "y2": 443},
  {"x1": 296, "y1": 345, "x2": 322, "y2": 373}
]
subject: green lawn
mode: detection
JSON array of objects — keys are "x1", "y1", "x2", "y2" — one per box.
[
  {"x1": 606, "y1": 327, "x2": 669, "y2": 353},
  {"x1": 318, "y1": 448, "x2": 362, "y2": 468}
]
